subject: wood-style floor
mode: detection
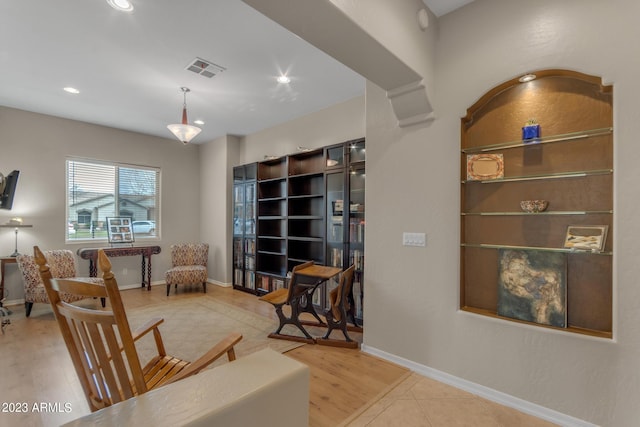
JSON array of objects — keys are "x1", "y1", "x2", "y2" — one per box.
[{"x1": 0, "y1": 284, "x2": 409, "y2": 427}]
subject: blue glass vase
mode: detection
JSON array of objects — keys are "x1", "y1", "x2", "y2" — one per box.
[{"x1": 522, "y1": 124, "x2": 540, "y2": 140}]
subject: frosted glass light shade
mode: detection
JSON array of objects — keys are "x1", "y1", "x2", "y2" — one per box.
[{"x1": 167, "y1": 123, "x2": 202, "y2": 144}]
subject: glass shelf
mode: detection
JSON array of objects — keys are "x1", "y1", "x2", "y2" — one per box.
[
  {"x1": 461, "y1": 243, "x2": 612, "y2": 256},
  {"x1": 462, "y1": 210, "x2": 613, "y2": 216},
  {"x1": 462, "y1": 168, "x2": 612, "y2": 184},
  {"x1": 461, "y1": 127, "x2": 613, "y2": 154}
]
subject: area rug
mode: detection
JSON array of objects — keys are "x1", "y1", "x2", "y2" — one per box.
[{"x1": 126, "y1": 297, "x2": 304, "y2": 367}]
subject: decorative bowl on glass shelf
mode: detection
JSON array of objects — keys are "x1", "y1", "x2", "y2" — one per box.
[{"x1": 520, "y1": 200, "x2": 548, "y2": 213}]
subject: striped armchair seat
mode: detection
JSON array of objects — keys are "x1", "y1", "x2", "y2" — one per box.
[
  {"x1": 16, "y1": 249, "x2": 104, "y2": 317},
  {"x1": 165, "y1": 243, "x2": 209, "y2": 296}
]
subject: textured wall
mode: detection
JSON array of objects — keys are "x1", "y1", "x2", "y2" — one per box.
[{"x1": 363, "y1": 0, "x2": 640, "y2": 425}]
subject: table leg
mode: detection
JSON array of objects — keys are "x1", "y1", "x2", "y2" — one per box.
[
  {"x1": 298, "y1": 290, "x2": 325, "y2": 325},
  {"x1": 140, "y1": 255, "x2": 147, "y2": 289},
  {"x1": 0, "y1": 259, "x2": 6, "y2": 305},
  {"x1": 146, "y1": 255, "x2": 152, "y2": 291},
  {"x1": 289, "y1": 295, "x2": 316, "y2": 341},
  {"x1": 89, "y1": 259, "x2": 97, "y2": 277}
]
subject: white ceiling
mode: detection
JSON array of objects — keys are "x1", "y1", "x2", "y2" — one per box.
[{"x1": 0, "y1": 0, "x2": 473, "y2": 144}]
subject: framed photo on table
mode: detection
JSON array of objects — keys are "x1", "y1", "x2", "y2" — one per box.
[{"x1": 107, "y1": 217, "x2": 135, "y2": 244}]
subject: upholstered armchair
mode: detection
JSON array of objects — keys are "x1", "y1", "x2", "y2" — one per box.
[
  {"x1": 16, "y1": 249, "x2": 104, "y2": 317},
  {"x1": 165, "y1": 243, "x2": 209, "y2": 296}
]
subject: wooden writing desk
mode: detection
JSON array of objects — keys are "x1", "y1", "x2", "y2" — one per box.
[
  {"x1": 261, "y1": 263, "x2": 342, "y2": 344},
  {"x1": 77, "y1": 246, "x2": 161, "y2": 291},
  {"x1": 291, "y1": 264, "x2": 342, "y2": 330}
]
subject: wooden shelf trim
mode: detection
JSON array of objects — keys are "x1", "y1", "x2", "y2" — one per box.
[
  {"x1": 288, "y1": 194, "x2": 324, "y2": 199},
  {"x1": 288, "y1": 236, "x2": 324, "y2": 242},
  {"x1": 258, "y1": 196, "x2": 286, "y2": 202},
  {"x1": 257, "y1": 250, "x2": 286, "y2": 256}
]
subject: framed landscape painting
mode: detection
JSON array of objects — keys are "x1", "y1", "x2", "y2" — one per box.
[{"x1": 497, "y1": 249, "x2": 567, "y2": 328}]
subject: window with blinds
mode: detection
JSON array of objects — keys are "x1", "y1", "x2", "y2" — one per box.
[{"x1": 66, "y1": 159, "x2": 160, "y2": 241}]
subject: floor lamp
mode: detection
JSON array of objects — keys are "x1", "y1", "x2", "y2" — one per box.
[{"x1": 0, "y1": 219, "x2": 33, "y2": 257}]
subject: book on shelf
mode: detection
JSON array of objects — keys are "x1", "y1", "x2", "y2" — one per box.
[
  {"x1": 259, "y1": 275, "x2": 270, "y2": 292},
  {"x1": 234, "y1": 269, "x2": 243, "y2": 286},
  {"x1": 244, "y1": 256, "x2": 255, "y2": 270},
  {"x1": 331, "y1": 248, "x2": 343, "y2": 267},
  {"x1": 349, "y1": 220, "x2": 365, "y2": 243},
  {"x1": 350, "y1": 249, "x2": 364, "y2": 270}
]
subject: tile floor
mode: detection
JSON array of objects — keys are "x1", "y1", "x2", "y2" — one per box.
[{"x1": 347, "y1": 373, "x2": 558, "y2": 426}]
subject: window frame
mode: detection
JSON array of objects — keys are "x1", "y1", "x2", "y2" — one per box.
[{"x1": 66, "y1": 157, "x2": 161, "y2": 243}]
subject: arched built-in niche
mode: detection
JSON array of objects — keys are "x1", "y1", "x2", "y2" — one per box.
[{"x1": 460, "y1": 69, "x2": 613, "y2": 338}]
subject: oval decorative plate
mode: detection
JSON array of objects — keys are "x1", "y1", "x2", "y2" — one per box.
[{"x1": 466, "y1": 154, "x2": 504, "y2": 180}]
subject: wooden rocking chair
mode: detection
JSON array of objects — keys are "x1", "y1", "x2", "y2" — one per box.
[{"x1": 34, "y1": 246, "x2": 242, "y2": 412}]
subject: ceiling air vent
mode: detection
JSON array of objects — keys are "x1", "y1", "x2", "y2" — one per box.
[{"x1": 186, "y1": 57, "x2": 226, "y2": 78}]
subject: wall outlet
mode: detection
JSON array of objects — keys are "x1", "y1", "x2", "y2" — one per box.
[
  {"x1": 403, "y1": 232, "x2": 426, "y2": 247},
  {"x1": 122, "y1": 268, "x2": 128, "y2": 276}
]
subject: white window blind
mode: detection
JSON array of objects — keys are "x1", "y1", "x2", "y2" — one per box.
[{"x1": 66, "y1": 159, "x2": 160, "y2": 241}]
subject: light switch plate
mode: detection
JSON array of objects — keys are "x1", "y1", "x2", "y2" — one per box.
[{"x1": 403, "y1": 232, "x2": 426, "y2": 247}]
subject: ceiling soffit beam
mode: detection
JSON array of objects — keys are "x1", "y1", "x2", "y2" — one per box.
[{"x1": 241, "y1": 0, "x2": 433, "y2": 127}]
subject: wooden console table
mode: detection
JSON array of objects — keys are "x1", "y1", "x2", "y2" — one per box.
[
  {"x1": 77, "y1": 246, "x2": 161, "y2": 291},
  {"x1": 0, "y1": 256, "x2": 17, "y2": 304}
]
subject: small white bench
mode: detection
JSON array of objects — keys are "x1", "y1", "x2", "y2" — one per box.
[{"x1": 63, "y1": 348, "x2": 310, "y2": 427}]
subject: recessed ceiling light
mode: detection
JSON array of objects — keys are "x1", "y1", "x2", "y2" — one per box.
[
  {"x1": 107, "y1": 0, "x2": 134, "y2": 12},
  {"x1": 518, "y1": 73, "x2": 536, "y2": 83},
  {"x1": 63, "y1": 87, "x2": 80, "y2": 94},
  {"x1": 277, "y1": 75, "x2": 291, "y2": 84},
  {"x1": 193, "y1": 119, "x2": 205, "y2": 125}
]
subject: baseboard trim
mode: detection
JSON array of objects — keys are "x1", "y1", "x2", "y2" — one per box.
[
  {"x1": 208, "y1": 278, "x2": 231, "y2": 287},
  {"x1": 361, "y1": 344, "x2": 596, "y2": 427}
]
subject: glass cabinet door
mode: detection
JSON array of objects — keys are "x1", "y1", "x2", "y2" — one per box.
[
  {"x1": 325, "y1": 171, "x2": 345, "y2": 309},
  {"x1": 349, "y1": 165, "x2": 365, "y2": 321},
  {"x1": 233, "y1": 183, "x2": 245, "y2": 287},
  {"x1": 244, "y1": 182, "x2": 256, "y2": 290}
]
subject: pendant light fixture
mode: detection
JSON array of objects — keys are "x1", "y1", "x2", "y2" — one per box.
[{"x1": 167, "y1": 87, "x2": 202, "y2": 144}]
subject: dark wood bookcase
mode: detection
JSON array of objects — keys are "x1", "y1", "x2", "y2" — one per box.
[
  {"x1": 233, "y1": 138, "x2": 365, "y2": 323},
  {"x1": 460, "y1": 69, "x2": 613, "y2": 338}
]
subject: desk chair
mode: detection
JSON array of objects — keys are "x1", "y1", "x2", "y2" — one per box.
[
  {"x1": 259, "y1": 261, "x2": 318, "y2": 344},
  {"x1": 317, "y1": 265, "x2": 359, "y2": 348},
  {"x1": 34, "y1": 246, "x2": 242, "y2": 412}
]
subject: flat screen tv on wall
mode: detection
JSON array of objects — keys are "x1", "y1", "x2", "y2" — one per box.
[{"x1": 0, "y1": 170, "x2": 20, "y2": 210}]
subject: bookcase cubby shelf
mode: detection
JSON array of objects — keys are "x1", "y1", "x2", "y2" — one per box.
[
  {"x1": 460, "y1": 69, "x2": 613, "y2": 338},
  {"x1": 232, "y1": 138, "x2": 365, "y2": 323}
]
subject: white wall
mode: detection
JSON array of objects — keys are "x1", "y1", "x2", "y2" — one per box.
[
  {"x1": 239, "y1": 95, "x2": 365, "y2": 164},
  {"x1": 200, "y1": 134, "x2": 241, "y2": 285},
  {"x1": 0, "y1": 106, "x2": 201, "y2": 302},
  {"x1": 362, "y1": 0, "x2": 640, "y2": 425}
]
